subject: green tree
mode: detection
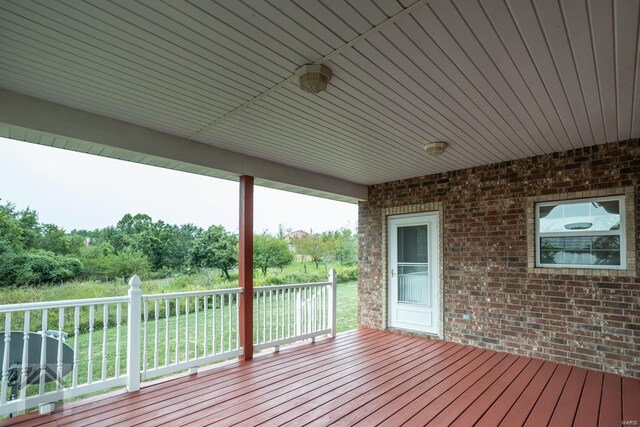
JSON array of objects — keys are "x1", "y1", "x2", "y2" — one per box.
[
  {"x1": 78, "y1": 242, "x2": 116, "y2": 280},
  {"x1": 253, "y1": 234, "x2": 294, "y2": 276},
  {"x1": 189, "y1": 226, "x2": 238, "y2": 281},
  {"x1": 0, "y1": 239, "x2": 17, "y2": 287},
  {"x1": 39, "y1": 223, "x2": 83, "y2": 255},
  {"x1": 326, "y1": 228, "x2": 357, "y2": 265},
  {"x1": 0, "y1": 202, "x2": 23, "y2": 250},
  {"x1": 105, "y1": 249, "x2": 150, "y2": 283},
  {"x1": 291, "y1": 233, "x2": 330, "y2": 270},
  {"x1": 168, "y1": 224, "x2": 203, "y2": 270},
  {"x1": 17, "y1": 207, "x2": 40, "y2": 250}
]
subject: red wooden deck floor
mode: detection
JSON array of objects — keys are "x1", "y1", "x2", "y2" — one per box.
[{"x1": 2, "y1": 328, "x2": 638, "y2": 426}]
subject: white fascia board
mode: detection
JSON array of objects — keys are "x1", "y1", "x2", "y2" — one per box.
[{"x1": 0, "y1": 89, "x2": 367, "y2": 202}]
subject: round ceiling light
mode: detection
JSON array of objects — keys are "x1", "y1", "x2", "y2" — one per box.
[
  {"x1": 296, "y1": 64, "x2": 332, "y2": 94},
  {"x1": 423, "y1": 141, "x2": 448, "y2": 156}
]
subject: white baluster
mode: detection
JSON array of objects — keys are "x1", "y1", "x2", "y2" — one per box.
[
  {"x1": 220, "y1": 295, "x2": 224, "y2": 353},
  {"x1": 184, "y1": 297, "x2": 189, "y2": 361},
  {"x1": 280, "y1": 290, "x2": 284, "y2": 340},
  {"x1": 102, "y1": 305, "x2": 108, "y2": 381},
  {"x1": 295, "y1": 289, "x2": 301, "y2": 336},
  {"x1": 312, "y1": 287, "x2": 317, "y2": 334},
  {"x1": 194, "y1": 296, "x2": 198, "y2": 359},
  {"x1": 312, "y1": 287, "x2": 316, "y2": 334},
  {"x1": 154, "y1": 299, "x2": 159, "y2": 370},
  {"x1": 1, "y1": 312, "x2": 11, "y2": 404},
  {"x1": 304, "y1": 287, "x2": 312, "y2": 333},
  {"x1": 57, "y1": 308, "x2": 64, "y2": 389},
  {"x1": 174, "y1": 297, "x2": 179, "y2": 364},
  {"x1": 72, "y1": 307, "x2": 79, "y2": 387},
  {"x1": 276, "y1": 289, "x2": 279, "y2": 341},
  {"x1": 164, "y1": 299, "x2": 169, "y2": 367},
  {"x1": 203, "y1": 295, "x2": 208, "y2": 357},
  {"x1": 269, "y1": 290, "x2": 273, "y2": 343},
  {"x1": 321, "y1": 284, "x2": 325, "y2": 331},
  {"x1": 87, "y1": 305, "x2": 94, "y2": 384},
  {"x1": 253, "y1": 291, "x2": 261, "y2": 344},
  {"x1": 318, "y1": 286, "x2": 322, "y2": 331},
  {"x1": 143, "y1": 300, "x2": 148, "y2": 375},
  {"x1": 287, "y1": 289, "x2": 291, "y2": 338},
  {"x1": 39, "y1": 309, "x2": 48, "y2": 395},
  {"x1": 212, "y1": 295, "x2": 217, "y2": 355},
  {"x1": 235, "y1": 293, "x2": 239, "y2": 350},
  {"x1": 262, "y1": 290, "x2": 266, "y2": 343},
  {"x1": 20, "y1": 311, "x2": 30, "y2": 399},
  {"x1": 227, "y1": 294, "x2": 232, "y2": 351},
  {"x1": 115, "y1": 304, "x2": 122, "y2": 378}
]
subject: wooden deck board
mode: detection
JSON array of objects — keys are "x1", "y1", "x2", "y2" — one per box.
[
  {"x1": 499, "y1": 362, "x2": 557, "y2": 426},
  {"x1": 451, "y1": 356, "x2": 532, "y2": 427},
  {"x1": 475, "y1": 357, "x2": 545, "y2": 426},
  {"x1": 573, "y1": 370, "x2": 604, "y2": 427},
  {"x1": 548, "y1": 367, "x2": 588, "y2": 426},
  {"x1": 1, "y1": 328, "x2": 637, "y2": 427}
]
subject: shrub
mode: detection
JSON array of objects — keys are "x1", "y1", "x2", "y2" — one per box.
[
  {"x1": 11, "y1": 250, "x2": 84, "y2": 286},
  {"x1": 334, "y1": 265, "x2": 358, "y2": 283}
]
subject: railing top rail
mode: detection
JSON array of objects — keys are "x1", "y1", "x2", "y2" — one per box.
[
  {"x1": 254, "y1": 281, "x2": 331, "y2": 292},
  {"x1": 142, "y1": 287, "x2": 243, "y2": 301},
  {"x1": 0, "y1": 296, "x2": 130, "y2": 313}
]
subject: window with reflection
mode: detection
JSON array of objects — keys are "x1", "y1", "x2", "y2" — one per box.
[
  {"x1": 397, "y1": 225, "x2": 429, "y2": 305},
  {"x1": 535, "y1": 196, "x2": 625, "y2": 269}
]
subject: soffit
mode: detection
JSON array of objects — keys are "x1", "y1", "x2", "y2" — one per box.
[{"x1": 1, "y1": 0, "x2": 638, "y2": 186}]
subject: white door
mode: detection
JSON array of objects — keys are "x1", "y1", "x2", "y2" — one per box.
[{"x1": 388, "y1": 213, "x2": 439, "y2": 335}]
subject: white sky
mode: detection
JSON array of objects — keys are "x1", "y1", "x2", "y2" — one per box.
[{"x1": 0, "y1": 137, "x2": 357, "y2": 234}]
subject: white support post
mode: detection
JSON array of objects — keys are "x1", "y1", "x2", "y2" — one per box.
[
  {"x1": 328, "y1": 269, "x2": 337, "y2": 338},
  {"x1": 126, "y1": 275, "x2": 142, "y2": 392}
]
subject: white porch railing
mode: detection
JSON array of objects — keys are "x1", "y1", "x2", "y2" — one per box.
[
  {"x1": 139, "y1": 287, "x2": 242, "y2": 382},
  {"x1": 0, "y1": 271, "x2": 337, "y2": 417},
  {"x1": 0, "y1": 295, "x2": 130, "y2": 417},
  {"x1": 254, "y1": 269, "x2": 337, "y2": 352}
]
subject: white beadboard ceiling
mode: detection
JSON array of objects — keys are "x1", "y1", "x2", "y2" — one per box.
[{"x1": 1, "y1": 0, "x2": 639, "y2": 191}]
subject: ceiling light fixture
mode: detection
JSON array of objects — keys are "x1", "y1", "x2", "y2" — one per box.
[
  {"x1": 423, "y1": 141, "x2": 448, "y2": 156},
  {"x1": 296, "y1": 64, "x2": 332, "y2": 94}
]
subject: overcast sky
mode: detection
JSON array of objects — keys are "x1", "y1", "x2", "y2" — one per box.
[{"x1": 0, "y1": 137, "x2": 357, "y2": 234}]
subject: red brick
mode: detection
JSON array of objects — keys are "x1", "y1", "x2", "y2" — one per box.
[{"x1": 359, "y1": 139, "x2": 640, "y2": 378}]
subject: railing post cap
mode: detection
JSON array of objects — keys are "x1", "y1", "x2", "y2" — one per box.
[
  {"x1": 128, "y1": 275, "x2": 142, "y2": 289},
  {"x1": 328, "y1": 268, "x2": 336, "y2": 279}
]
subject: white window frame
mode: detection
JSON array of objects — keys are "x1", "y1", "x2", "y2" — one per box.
[{"x1": 535, "y1": 195, "x2": 626, "y2": 270}]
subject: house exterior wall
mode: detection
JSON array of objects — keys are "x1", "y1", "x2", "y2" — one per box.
[{"x1": 358, "y1": 139, "x2": 640, "y2": 378}]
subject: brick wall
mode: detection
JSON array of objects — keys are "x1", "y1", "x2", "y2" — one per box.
[{"x1": 358, "y1": 139, "x2": 640, "y2": 378}]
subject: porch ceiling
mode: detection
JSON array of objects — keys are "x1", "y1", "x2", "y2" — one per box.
[{"x1": 1, "y1": 0, "x2": 639, "y2": 194}]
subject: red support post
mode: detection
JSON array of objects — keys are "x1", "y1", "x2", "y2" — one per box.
[{"x1": 238, "y1": 175, "x2": 254, "y2": 361}]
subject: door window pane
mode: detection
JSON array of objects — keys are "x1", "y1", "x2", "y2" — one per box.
[
  {"x1": 398, "y1": 225, "x2": 428, "y2": 263},
  {"x1": 398, "y1": 265, "x2": 429, "y2": 306}
]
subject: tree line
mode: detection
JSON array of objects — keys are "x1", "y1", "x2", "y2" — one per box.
[{"x1": 0, "y1": 201, "x2": 357, "y2": 287}]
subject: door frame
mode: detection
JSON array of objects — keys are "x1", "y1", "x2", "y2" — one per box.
[{"x1": 385, "y1": 209, "x2": 443, "y2": 338}]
